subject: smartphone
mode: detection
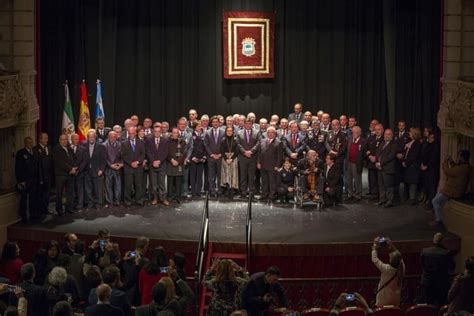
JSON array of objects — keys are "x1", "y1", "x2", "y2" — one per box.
[
  {"x1": 346, "y1": 294, "x2": 355, "y2": 302},
  {"x1": 160, "y1": 266, "x2": 169, "y2": 273},
  {"x1": 129, "y1": 251, "x2": 137, "y2": 258},
  {"x1": 6, "y1": 285, "x2": 25, "y2": 293},
  {"x1": 98, "y1": 240, "x2": 107, "y2": 249},
  {"x1": 378, "y1": 237, "x2": 386, "y2": 244}
]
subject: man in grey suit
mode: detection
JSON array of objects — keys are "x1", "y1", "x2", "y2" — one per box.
[
  {"x1": 104, "y1": 131, "x2": 123, "y2": 207},
  {"x1": 375, "y1": 129, "x2": 398, "y2": 208},
  {"x1": 146, "y1": 125, "x2": 170, "y2": 205},
  {"x1": 257, "y1": 127, "x2": 283, "y2": 201},
  {"x1": 287, "y1": 103, "x2": 303, "y2": 123},
  {"x1": 204, "y1": 116, "x2": 225, "y2": 197},
  {"x1": 121, "y1": 127, "x2": 146, "y2": 206},
  {"x1": 84, "y1": 130, "x2": 106, "y2": 209},
  {"x1": 177, "y1": 117, "x2": 193, "y2": 198},
  {"x1": 236, "y1": 118, "x2": 261, "y2": 196}
]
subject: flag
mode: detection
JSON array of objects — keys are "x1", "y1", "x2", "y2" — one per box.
[
  {"x1": 61, "y1": 81, "x2": 75, "y2": 137},
  {"x1": 76, "y1": 80, "x2": 91, "y2": 142},
  {"x1": 95, "y1": 79, "x2": 105, "y2": 120}
]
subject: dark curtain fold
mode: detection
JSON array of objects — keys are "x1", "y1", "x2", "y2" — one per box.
[{"x1": 39, "y1": 0, "x2": 440, "y2": 144}]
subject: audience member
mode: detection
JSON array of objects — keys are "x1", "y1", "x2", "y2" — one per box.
[
  {"x1": 447, "y1": 257, "x2": 474, "y2": 314},
  {"x1": 85, "y1": 284, "x2": 124, "y2": 316},
  {"x1": 139, "y1": 247, "x2": 167, "y2": 305},
  {"x1": 0, "y1": 241, "x2": 24, "y2": 285},
  {"x1": 19, "y1": 263, "x2": 48, "y2": 316}
]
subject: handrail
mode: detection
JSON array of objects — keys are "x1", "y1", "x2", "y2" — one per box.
[
  {"x1": 245, "y1": 193, "x2": 252, "y2": 269},
  {"x1": 194, "y1": 192, "x2": 210, "y2": 315}
]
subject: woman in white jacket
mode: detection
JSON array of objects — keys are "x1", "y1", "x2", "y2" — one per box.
[{"x1": 371, "y1": 237, "x2": 405, "y2": 307}]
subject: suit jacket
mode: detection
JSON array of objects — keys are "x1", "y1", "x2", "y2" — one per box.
[
  {"x1": 178, "y1": 129, "x2": 193, "y2": 160},
  {"x1": 346, "y1": 137, "x2": 367, "y2": 174},
  {"x1": 121, "y1": 138, "x2": 146, "y2": 174},
  {"x1": 394, "y1": 130, "x2": 410, "y2": 152},
  {"x1": 325, "y1": 129, "x2": 347, "y2": 164},
  {"x1": 88, "y1": 287, "x2": 131, "y2": 316},
  {"x1": 376, "y1": 140, "x2": 397, "y2": 174},
  {"x1": 85, "y1": 303, "x2": 124, "y2": 316},
  {"x1": 20, "y1": 280, "x2": 49, "y2": 316},
  {"x1": 52, "y1": 145, "x2": 74, "y2": 177},
  {"x1": 33, "y1": 144, "x2": 53, "y2": 184},
  {"x1": 324, "y1": 163, "x2": 343, "y2": 190},
  {"x1": 306, "y1": 130, "x2": 327, "y2": 158},
  {"x1": 288, "y1": 112, "x2": 303, "y2": 123},
  {"x1": 421, "y1": 245, "x2": 455, "y2": 286},
  {"x1": 283, "y1": 132, "x2": 307, "y2": 161},
  {"x1": 191, "y1": 132, "x2": 206, "y2": 160},
  {"x1": 15, "y1": 148, "x2": 38, "y2": 183},
  {"x1": 96, "y1": 127, "x2": 112, "y2": 144},
  {"x1": 204, "y1": 128, "x2": 225, "y2": 155},
  {"x1": 104, "y1": 140, "x2": 123, "y2": 168},
  {"x1": 167, "y1": 138, "x2": 187, "y2": 176},
  {"x1": 145, "y1": 136, "x2": 169, "y2": 170},
  {"x1": 257, "y1": 138, "x2": 283, "y2": 170},
  {"x1": 448, "y1": 272, "x2": 474, "y2": 314},
  {"x1": 402, "y1": 140, "x2": 421, "y2": 184},
  {"x1": 242, "y1": 272, "x2": 288, "y2": 316},
  {"x1": 236, "y1": 128, "x2": 260, "y2": 159},
  {"x1": 366, "y1": 135, "x2": 383, "y2": 169},
  {"x1": 83, "y1": 142, "x2": 107, "y2": 178},
  {"x1": 276, "y1": 128, "x2": 290, "y2": 140},
  {"x1": 71, "y1": 144, "x2": 88, "y2": 174}
]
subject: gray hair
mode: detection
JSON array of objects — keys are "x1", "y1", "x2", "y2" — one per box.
[
  {"x1": 112, "y1": 125, "x2": 122, "y2": 132},
  {"x1": 48, "y1": 267, "x2": 68, "y2": 286}
]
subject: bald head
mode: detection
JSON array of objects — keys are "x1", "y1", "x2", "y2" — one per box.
[
  {"x1": 433, "y1": 233, "x2": 444, "y2": 245},
  {"x1": 97, "y1": 283, "x2": 112, "y2": 302}
]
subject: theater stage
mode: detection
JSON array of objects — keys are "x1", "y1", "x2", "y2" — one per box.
[{"x1": 9, "y1": 198, "x2": 448, "y2": 244}]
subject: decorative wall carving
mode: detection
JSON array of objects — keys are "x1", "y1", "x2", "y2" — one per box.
[
  {"x1": 0, "y1": 74, "x2": 28, "y2": 129},
  {"x1": 439, "y1": 79, "x2": 474, "y2": 138}
]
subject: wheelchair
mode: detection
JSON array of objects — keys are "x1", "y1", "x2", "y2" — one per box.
[{"x1": 294, "y1": 172, "x2": 324, "y2": 210}]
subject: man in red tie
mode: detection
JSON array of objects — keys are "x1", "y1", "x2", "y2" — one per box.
[
  {"x1": 283, "y1": 121, "x2": 307, "y2": 164},
  {"x1": 257, "y1": 127, "x2": 283, "y2": 202}
]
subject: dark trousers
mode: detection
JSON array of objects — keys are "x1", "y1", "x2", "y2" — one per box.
[
  {"x1": 55, "y1": 175, "x2": 75, "y2": 213},
  {"x1": 377, "y1": 170, "x2": 394, "y2": 203},
  {"x1": 368, "y1": 168, "x2": 379, "y2": 196},
  {"x1": 124, "y1": 169, "x2": 144, "y2": 205},
  {"x1": 239, "y1": 156, "x2": 257, "y2": 194},
  {"x1": 277, "y1": 184, "x2": 295, "y2": 201},
  {"x1": 422, "y1": 280, "x2": 449, "y2": 306},
  {"x1": 260, "y1": 168, "x2": 278, "y2": 199},
  {"x1": 323, "y1": 185, "x2": 343, "y2": 205},
  {"x1": 19, "y1": 181, "x2": 38, "y2": 220},
  {"x1": 299, "y1": 175, "x2": 325, "y2": 195},
  {"x1": 207, "y1": 158, "x2": 221, "y2": 194},
  {"x1": 203, "y1": 162, "x2": 209, "y2": 192},
  {"x1": 149, "y1": 167, "x2": 167, "y2": 200},
  {"x1": 422, "y1": 170, "x2": 438, "y2": 207},
  {"x1": 181, "y1": 167, "x2": 190, "y2": 197},
  {"x1": 346, "y1": 162, "x2": 363, "y2": 199},
  {"x1": 85, "y1": 173, "x2": 104, "y2": 207},
  {"x1": 394, "y1": 161, "x2": 403, "y2": 201},
  {"x1": 167, "y1": 175, "x2": 183, "y2": 200},
  {"x1": 73, "y1": 173, "x2": 85, "y2": 209},
  {"x1": 105, "y1": 168, "x2": 122, "y2": 205},
  {"x1": 189, "y1": 162, "x2": 204, "y2": 195},
  {"x1": 38, "y1": 180, "x2": 51, "y2": 216}
]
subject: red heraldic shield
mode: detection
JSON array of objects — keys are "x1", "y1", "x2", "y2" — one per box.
[{"x1": 223, "y1": 11, "x2": 275, "y2": 79}]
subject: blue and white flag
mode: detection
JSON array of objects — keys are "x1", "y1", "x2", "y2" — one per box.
[{"x1": 95, "y1": 79, "x2": 105, "y2": 120}]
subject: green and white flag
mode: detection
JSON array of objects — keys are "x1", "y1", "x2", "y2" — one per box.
[{"x1": 62, "y1": 81, "x2": 75, "y2": 137}]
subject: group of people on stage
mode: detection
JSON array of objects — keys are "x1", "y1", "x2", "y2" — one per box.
[{"x1": 14, "y1": 103, "x2": 471, "y2": 225}]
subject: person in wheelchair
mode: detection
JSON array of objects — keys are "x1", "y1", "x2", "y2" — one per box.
[
  {"x1": 297, "y1": 150, "x2": 325, "y2": 201},
  {"x1": 277, "y1": 159, "x2": 297, "y2": 203},
  {"x1": 323, "y1": 153, "x2": 343, "y2": 206}
]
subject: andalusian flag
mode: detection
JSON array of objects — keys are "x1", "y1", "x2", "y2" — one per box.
[
  {"x1": 76, "y1": 80, "x2": 91, "y2": 142},
  {"x1": 61, "y1": 81, "x2": 75, "y2": 137},
  {"x1": 95, "y1": 79, "x2": 105, "y2": 120}
]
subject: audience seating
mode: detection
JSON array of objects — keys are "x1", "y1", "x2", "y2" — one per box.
[
  {"x1": 338, "y1": 307, "x2": 367, "y2": 316},
  {"x1": 374, "y1": 306, "x2": 402, "y2": 316},
  {"x1": 301, "y1": 307, "x2": 331, "y2": 315},
  {"x1": 437, "y1": 305, "x2": 448, "y2": 316},
  {"x1": 405, "y1": 304, "x2": 438, "y2": 316}
]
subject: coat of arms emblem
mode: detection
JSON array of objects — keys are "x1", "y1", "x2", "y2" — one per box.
[{"x1": 241, "y1": 37, "x2": 256, "y2": 57}]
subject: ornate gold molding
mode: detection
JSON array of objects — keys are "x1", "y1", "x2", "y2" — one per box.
[
  {"x1": 0, "y1": 74, "x2": 28, "y2": 129},
  {"x1": 439, "y1": 79, "x2": 474, "y2": 138}
]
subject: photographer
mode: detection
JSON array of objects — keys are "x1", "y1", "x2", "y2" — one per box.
[
  {"x1": 330, "y1": 292, "x2": 373, "y2": 316},
  {"x1": 85, "y1": 229, "x2": 112, "y2": 266},
  {"x1": 241, "y1": 266, "x2": 288, "y2": 316},
  {"x1": 371, "y1": 237, "x2": 405, "y2": 307},
  {"x1": 0, "y1": 283, "x2": 27, "y2": 316},
  {"x1": 121, "y1": 237, "x2": 149, "y2": 306},
  {"x1": 431, "y1": 149, "x2": 471, "y2": 227}
]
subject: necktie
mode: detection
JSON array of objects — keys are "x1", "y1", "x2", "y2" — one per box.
[
  {"x1": 72, "y1": 145, "x2": 76, "y2": 154},
  {"x1": 214, "y1": 129, "x2": 218, "y2": 143},
  {"x1": 131, "y1": 139, "x2": 136, "y2": 152},
  {"x1": 292, "y1": 134, "x2": 297, "y2": 147},
  {"x1": 44, "y1": 146, "x2": 49, "y2": 155},
  {"x1": 246, "y1": 130, "x2": 250, "y2": 143},
  {"x1": 155, "y1": 137, "x2": 160, "y2": 149}
]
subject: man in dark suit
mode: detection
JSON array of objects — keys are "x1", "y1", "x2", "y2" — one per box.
[
  {"x1": 204, "y1": 116, "x2": 225, "y2": 197},
  {"x1": 70, "y1": 133, "x2": 88, "y2": 211},
  {"x1": 306, "y1": 120, "x2": 327, "y2": 158},
  {"x1": 283, "y1": 121, "x2": 307, "y2": 165},
  {"x1": 86, "y1": 284, "x2": 124, "y2": 316},
  {"x1": 19, "y1": 263, "x2": 49, "y2": 316},
  {"x1": 53, "y1": 134, "x2": 77, "y2": 215},
  {"x1": 365, "y1": 124, "x2": 384, "y2": 200},
  {"x1": 121, "y1": 127, "x2": 146, "y2": 206},
  {"x1": 393, "y1": 120, "x2": 410, "y2": 201},
  {"x1": 375, "y1": 128, "x2": 398, "y2": 207},
  {"x1": 104, "y1": 131, "x2": 123, "y2": 207},
  {"x1": 95, "y1": 117, "x2": 111, "y2": 144},
  {"x1": 146, "y1": 125, "x2": 169, "y2": 205},
  {"x1": 84, "y1": 130, "x2": 106, "y2": 209},
  {"x1": 236, "y1": 118, "x2": 261, "y2": 196},
  {"x1": 287, "y1": 102, "x2": 303, "y2": 123},
  {"x1": 257, "y1": 127, "x2": 283, "y2": 201},
  {"x1": 33, "y1": 132, "x2": 53, "y2": 218},
  {"x1": 325, "y1": 119, "x2": 348, "y2": 167},
  {"x1": 323, "y1": 153, "x2": 343, "y2": 206},
  {"x1": 421, "y1": 233, "x2": 456, "y2": 306},
  {"x1": 276, "y1": 118, "x2": 289, "y2": 140},
  {"x1": 88, "y1": 265, "x2": 131, "y2": 316},
  {"x1": 177, "y1": 117, "x2": 193, "y2": 198},
  {"x1": 346, "y1": 126, "x2": 366, "y2": 201},
  {"x1": 15, "y1": 136, "x2": 39, "y2": 222}
]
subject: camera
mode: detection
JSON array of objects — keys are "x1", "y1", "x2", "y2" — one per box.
[
  {"x1": 378, "y1": 237, "x2": 386, "y2": 244},
  {"x1": 98, "y1": 240, "x2": 107, "y2": 249},
  {"x1": 128, "y1": 251, "x2": 137, "y2": 258},
  {"x1": 160, "y1": 266, "x2": 169, "y2": 274},
  {"x1": 345, "y1": 294, "x2": 355, "y2": 302},
  {"x1": 6, "y1": 285, "x2": 25, "y2": 293}
]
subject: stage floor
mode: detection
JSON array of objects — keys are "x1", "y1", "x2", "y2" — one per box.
[{"x1": 12, "y1": 197, "x2": 444, "y2": 244}]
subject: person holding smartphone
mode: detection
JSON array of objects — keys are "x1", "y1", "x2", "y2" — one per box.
[{"x1": 330, "y1": 292, "x2": 373, "y2": 316}]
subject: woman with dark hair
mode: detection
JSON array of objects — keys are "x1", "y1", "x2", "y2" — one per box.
[
  {"x1": 0, "y1": 241, "x2": 24, "y2": 284},
  {"x1": 33, "y1": 240, "x2": 63, "y2": 285},
  {"x1": 203, "y1": 259, "x2": 249, "y2": 315},
  {"x1": 420, "y1": 132, "x2": 440, "y2": 210},
  {"x1": 402, "y1": 127, "x2": 422, "y2": 205},
  {"x1": 138, "y1": 246, "x2": 168, "y2": 305}
]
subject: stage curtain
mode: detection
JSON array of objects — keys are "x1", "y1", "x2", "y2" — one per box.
[{"x1": 39, "y1": 0, "x2": 440, "y2": 143}]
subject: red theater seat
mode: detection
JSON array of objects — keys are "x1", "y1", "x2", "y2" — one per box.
[
  {"x1": 438, "y1": 305, "x2": 448, "y2": 316},
  {"x1": 405, "y1": 304, "x2": 438, "y2": 316},
  {"x1": 339, "y1": 307, "x2": 367, "y2": 316},
  {"x1": 301, "y1": 307, "x2": 331, "y2": 316},
  {"x1": 374, "y1": 306, "x2": 402, "y2": 316}
]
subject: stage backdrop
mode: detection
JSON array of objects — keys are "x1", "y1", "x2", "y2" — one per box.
[{"x1": 39, "y1": 0, "x2": 441, "y2": 143}]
